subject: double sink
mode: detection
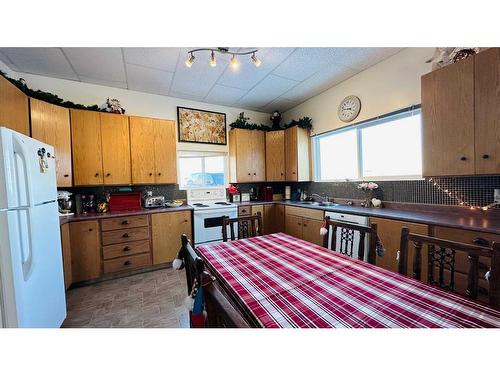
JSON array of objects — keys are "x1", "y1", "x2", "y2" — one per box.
[{"x1": 292, "y1": 201, "x2": 340, "y2": 207}]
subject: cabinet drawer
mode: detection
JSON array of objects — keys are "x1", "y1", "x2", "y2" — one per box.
[
  {"x1": 101, "y1": 215, "x2": 149, "y2": 231},
  {"x1": 238, "y1": 206, "x2": 251, "y2": 216},
  {"x1": 102, "y1": 240, "x2": 151, "y2": 260},
  {"x1": 101, "y1": 226, "x2": 150, "y2": 245},
  {"x1": 285, "y1": 205, "x2": 324, "y2": 220},
  {"x1": 103, "y1": 253, "x2": 151, "y2": 274}
]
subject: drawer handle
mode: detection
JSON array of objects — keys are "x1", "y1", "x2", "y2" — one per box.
[
  {"x1": 460, "y1": 156, "x2": 467, "y2": 161},
  {"x1": 149, "y1": 172, "x2": 153, "y2": 176},
  {"x1": 158, "y1": 172, "x2": 162, "y2": 176},
  {"x1": 121, "y1": 220, "x2": 129, "y2": 225},
  {"x1": 88, "y1": 228, "x2": 93, "y2": 232},
  {"x1": 122, "y1": 233, "x2": 129, "y2": 238},
  {"x1": 106, "y1": 173, "x2": 111, "y2": 177},
  {"x1": 482, "y1": 154, "x2": 490, "y2": 159},
  {"x1": 473, "y1": 237, "x2": 489, "y2": 246},
  {"x1": 124, "y1": 261, "x2": 131, "y2": 266},
  {"x1": 94, "y1": 172, "x2": 99, "y2": 177},
  {"x1": 184, "y1": 220, "x2": 188, "y2": 223},
  {"x1": 123, "y1": 246, "x2": 131, "y2": 252},
  {"x1": 63, "y1": 174, "x2": 69, "y2": 177},
  {"x1": 247, "y1": 173, "x2": 251, "y2": 176}
]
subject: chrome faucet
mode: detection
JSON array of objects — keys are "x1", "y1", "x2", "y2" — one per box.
[{"x1": 309, "y1": 193, "x2": 330, "y2": 203}]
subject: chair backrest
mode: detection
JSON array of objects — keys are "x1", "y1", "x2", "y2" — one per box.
[
  {"x1": 222, "y1": 212, "x2": 262, "y2": 242},
  {"x1": 323, "y1": 216, "x2": 378, "y2": 264},
  {"x1": 398, "y1": 227, "x2": 500, "y2": 309}
]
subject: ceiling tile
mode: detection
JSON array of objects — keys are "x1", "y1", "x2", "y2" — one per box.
[
  {"x1": 0, "y1": 47, "x2": 78, "y2": 80},
  {"x1": 63, "y1": 47, "x2": 126, "y2": 83},
  {"x1": 261, "y1": 98, "x2": 300, "y2": 113},
  {"x1": 236, "y1": 74, "x2": 298, "y2": 108},
  {"x1": 126, "y1": 63, "x2": 173, "y2": 96},
  {"x1": 216, "y1": 47, "x2": 295, "y2": 90},
  {"x1": 330, "y1": 47, "x2": 403, "y2": 70},
  {"x1": 170, "y1": 48, "x2": 229, "y2": 98},
  {"x1": 272, "y1": 48, "x2": 340, "y2": 81},
  {"x1": 78, "y1": 76, "x2": 128, "y2": 89},
  {"x1": 123, "y1": 48, "x2": 180, "y2": 72},
  {"x1": 281, "y1": 64, "x2": 357, "y2": 102},
  {"x1": 204, "y1": 84, "x2": 247, "y2": 106}
]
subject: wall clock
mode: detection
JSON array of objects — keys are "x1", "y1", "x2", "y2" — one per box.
[{"x1": 338, "y1": 95, "x2": 361, "y2": 122}]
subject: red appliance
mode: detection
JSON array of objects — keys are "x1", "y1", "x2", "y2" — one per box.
[
  {"x1": 109, "y1": 192, "x2": 142, "y2": 211},
  {"x1": 260, "y1": 186, "x2": 273, "y2": 202}
]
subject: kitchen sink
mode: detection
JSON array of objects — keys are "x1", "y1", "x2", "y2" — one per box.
[{"x1": 295, "y1": 201, "x2": 340, "y2": 207}]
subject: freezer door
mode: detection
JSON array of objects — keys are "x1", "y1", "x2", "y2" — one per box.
[
  {"x1": 0, "y1": 202, "x2": 66, "y2": 328},
  {"x1": 0, "y1": 127, "x2": 57, "y2": 209}
]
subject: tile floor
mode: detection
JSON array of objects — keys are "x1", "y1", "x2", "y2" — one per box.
[{"x1": 62, "y1": 267, "x2": 189, "y2": 328}]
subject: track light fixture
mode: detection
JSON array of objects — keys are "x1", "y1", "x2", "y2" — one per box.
[{"x1": 185, "y1": 48, "x2": 261, "y2": 69}]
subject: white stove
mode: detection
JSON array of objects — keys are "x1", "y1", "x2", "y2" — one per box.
[{"x1": 187, "y1": 188, "x2": 238, "y2": 245}]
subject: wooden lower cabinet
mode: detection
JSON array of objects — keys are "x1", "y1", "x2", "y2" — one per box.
[
  {"x1": 250, "y1": 204, "x2": 265, "y2": 234},
  {"x1": 263, "y1": 204, "x2": 285, "y2": 234},
  {"x1": 284, "y1": 207, "x2": 324, "y2": 245},
  {"x1": 302, "y1": 217, "x2": 324, "y2": 246},
  {"x1": 69, "y1": 220, "x2": 101, "y2": 283},
  {"x1": 370, "y1": 217, "x2": 428, "y2": 277},
  {"x1": 152, "y1": 211, "x2": 192, "y2": 265},
  {"x1": 103, "y1": 253, "x2": 151, "y2": 274},
  {"x1": 60, "y1": 223, "x2": 72, "y2": 290},
  {"x1": 285, "y1": 213, "x2": 303, "y2": 239}
]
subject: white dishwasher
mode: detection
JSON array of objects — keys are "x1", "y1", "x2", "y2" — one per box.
[{"x1": 324, "y1": 211, "x2": 370, "y2": 261}]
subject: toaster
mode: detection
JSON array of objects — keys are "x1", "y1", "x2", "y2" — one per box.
[{"x1": 144, "y1": 195, "x2": 166, "y2": 208}]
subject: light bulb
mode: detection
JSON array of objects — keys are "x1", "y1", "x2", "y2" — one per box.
[
  {"x1": 185, "y1": 53, "x2": 195, "y2": 68},
  {"x1": 251, "y1": 52, "x2": 261, "y2": 67},
  {"x1": 230, "y1": 54, "x2": 239, "y2": 69},
  {"x1": 209, "y1": 51, "x2": 216, "y2": 67}
]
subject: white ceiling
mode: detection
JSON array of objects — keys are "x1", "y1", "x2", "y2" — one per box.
[{"x1": 0, "y1": 47, "x2": 403, "y2": 113}]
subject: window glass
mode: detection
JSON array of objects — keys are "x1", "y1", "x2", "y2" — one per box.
[
  {"x1": 318, "y1": 129, "x2": 358, "y2": 180},
  {"x1": 178, "y1": 153, "x2": 226, "y2": 188}
]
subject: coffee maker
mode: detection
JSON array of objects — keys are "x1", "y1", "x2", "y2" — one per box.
[{"x1": 57, "y1": 190, "x2": 73, "y2": 215}]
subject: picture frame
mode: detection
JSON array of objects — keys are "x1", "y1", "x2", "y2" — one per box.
[{"x1": 177, "y1": 106, "x2": 227, "y2": 145}]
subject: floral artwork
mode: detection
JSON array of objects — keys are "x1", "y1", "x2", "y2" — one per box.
[{"x1": 177, "y1": 107, "x2": 227, "y2": 145}]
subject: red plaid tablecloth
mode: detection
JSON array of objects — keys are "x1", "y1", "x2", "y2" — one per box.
[{"x1": 197, "y1": 233, "x2": 500, "y2": 328}]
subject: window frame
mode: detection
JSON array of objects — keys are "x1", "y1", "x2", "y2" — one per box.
[
  {"x1": 313, "y1": 105, "x2": 423, "y2": 182},
  {"x1": 177, "y1": 151, "x2": 228, "y2": 189}
]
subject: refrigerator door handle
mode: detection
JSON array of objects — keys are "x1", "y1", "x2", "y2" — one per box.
[
  {"x1": 21, "y1": 207, "x2": 34, "y2": 280},
  {"x1": 12, "y1": 134, "x2": 34, "y2": 208}
]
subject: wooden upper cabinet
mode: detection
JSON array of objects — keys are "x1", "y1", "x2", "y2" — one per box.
[
  {"x1": 153, "y1": 119, "x2": 177, "y2": 184},
  {"x1": 229, "y1": 129, "x2": 266, "y2": 183},
  {"x1": 252, "y1": 130, "x2": 266, "y2": 181},
  {"x1": 421, "y1": 57, "x2": 475, "y2": 176},
  {"x1": 30, "y1": 98, "x2": 72, "y2": 187},
  {"x1": 130, "y1": 116, "x2": 155, "y2": 184},
  {"x1": 285, "y1": 126, "x2": 310, "y2": 181},
  {"x1": 70, "y1": 109, "x2": 104, "y2": 185},
  {"x1": 474, "y1": 48, "x2": 500, "y2": 175},
  {"x1": 100, "y1": 113, "x2": 131, "y2": 185},
  {"x1": 266, "y1": 130, "x2": 285, "y2": 181},
  {"x1": 0, "y1": 75, "x2": 29, "y2": 135}
]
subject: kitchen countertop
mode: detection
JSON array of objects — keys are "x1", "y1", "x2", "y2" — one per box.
[
  {"x1": 59, "y1": 205, "x2": 193, "y2": 225},
  {"x1": 235, "y1": 200, "x2": 500, "y2": 235}
]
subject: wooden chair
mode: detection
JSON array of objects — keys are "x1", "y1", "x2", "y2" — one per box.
[
  {"x1": 179, "y1": 235, "x2": 250, "y2": 327},
  {"x1": 322, "y1": 216, "x2": 378, "y2": 264},
  {"x1": 222, "y1": 212, "x2": 262, "y2": 242},
  {"x1": 398, "y1": 227, "x2": 500, "y2": 309}
]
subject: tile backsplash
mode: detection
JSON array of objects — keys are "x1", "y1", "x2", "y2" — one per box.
[{"x1": 67, "y1": 184, "x2": 187, "y2": 203}]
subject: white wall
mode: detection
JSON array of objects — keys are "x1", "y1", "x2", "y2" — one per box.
[
  {"x1": 283, "y1": 48, "x2": 435, "y2": 136},
  {"x1": 0, "y1": 60, "x2": 270, "y2": 153}
]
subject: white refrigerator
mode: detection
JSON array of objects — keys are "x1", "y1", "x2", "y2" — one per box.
[{"x1": 0, "y1": 127, "x2": 66, "y2": 328}]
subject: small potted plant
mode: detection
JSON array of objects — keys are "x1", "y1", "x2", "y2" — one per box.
[{"x1": 357, "y1": 182, "x2": 379, "y2": 207}]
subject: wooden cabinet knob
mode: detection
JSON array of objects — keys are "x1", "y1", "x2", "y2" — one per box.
[
  {"x1": 88, "y1": 228, "x2": 93, "y2": 232},
  {"x1": 94, "y1": 173, "x2": 99, "y2": 177},
  {"x1": 123, "y1": 246, "x2": 131, "y2": 252},
  {"x1": 106, "y1": 173, "x2": 111, "y2": 177},
  {"x1": 292, "y1": 171, "x2": 296, "y2": 174},
  {"x1": 149, "y1": 173, "x2": 153, "y2": 176},
  {"x1": 303, "y1": 223, "x2": 307, "y2": 227},
  {"x1": 248, "y1": 173, "x2": 251, "y2": 176},
  {"x1": 253, "y1": 173, "x2": 256, "y2": 175},
  {"x1": 482, "y1": 154, "x2": 490, "y2": 159},
  {"x1": 124, "y1": 261, "x2": 131, "y2": 266},
  {"x1": 121, "y1": 220, "x2": 129, "y2": 225},
  {"x1": 158, "y1": 172, "x2": 162, "y2": 176},
  {"x1": 63, "y1": 174, "x2": 69, "y2": 177},
  {"x1": 122, "y1": 233, "x2": 129, "y2": 238},
  {"x1": 184, "y1": 219, "x2": 188, "y2": 223},
  {"x1": 460, "y1": 156, "x2": 467, "y2": 161}
]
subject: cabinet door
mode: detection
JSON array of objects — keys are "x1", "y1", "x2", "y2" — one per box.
[
  {"x1": 30, "y1": 99, "x2": 72, "y2": 187},
  {"x1": 0, "y1": 75, "x2": 29, "y2": 135},
  {"x1": 60, "y1": 223, "x2": 72, "y2": 290},
  {"x1": 154, "y1": 119, "x2": 177, "y2": 183},
  {"x1": 370, "y1": 218, "x2": 428, "y2": 278},
  {"x1": 130, "y1": 116, "x2": 156, "y2": 184},
  {"x1": 265, "y1": 130, "x2": 285, "y2": 181},
  {"x1": 285, "y1": 126, "x2": 298, "y2": 181},
  {"x1": 70, "y1": 220, "x2": 101, "y2": 282},
  {"x1": 70, "y1": 109, "x2": 104, "y2": 185},
  {"x1": 152, "y1": 211, "x2": 192, "y2": 264},
  {"x1": 100, "y1": 113, "x2": 131, "y2": 185},
  {"x1": 252, "y1": 131, "x2": 266, "y2": 181},
  {"x1": 421, "y1": 57, "x2": 475, "y2": 176},
  {"x1": 235, "y1": 129, "x2": 253, "y2": 182},
  {"x1": 475, "y1": 48, "x2": 500, "y2": 174},
  {"x1": 251, "y1": 204, "x2": 265, "y2": 234},
  {"x1": 285, "y1": 214, "x2": 303, "y2": 239},
  {"x1": 302, "y1": 218, "x2": 324, "y2": 246}
]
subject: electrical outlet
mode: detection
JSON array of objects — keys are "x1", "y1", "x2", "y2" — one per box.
[{"x1": 494, "y1": 189, "x2": 500, "y2": 203}]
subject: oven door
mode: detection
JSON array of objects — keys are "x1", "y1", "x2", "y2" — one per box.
[{"x1": 194, "y1": 208, "x2": 237, "y2": 245}]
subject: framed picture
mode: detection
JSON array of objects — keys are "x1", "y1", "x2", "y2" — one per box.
[{"x1": 177, "y1": 107, "x2": 227, "y2": 145}]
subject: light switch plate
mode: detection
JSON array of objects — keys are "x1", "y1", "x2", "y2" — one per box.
[{"x1": 494, "y1": 189, "x2": 500, "y2": 203}]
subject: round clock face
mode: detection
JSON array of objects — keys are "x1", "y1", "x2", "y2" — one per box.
[{"x1": 338, "y1": 95, "x2": 361, "y2": 122}]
